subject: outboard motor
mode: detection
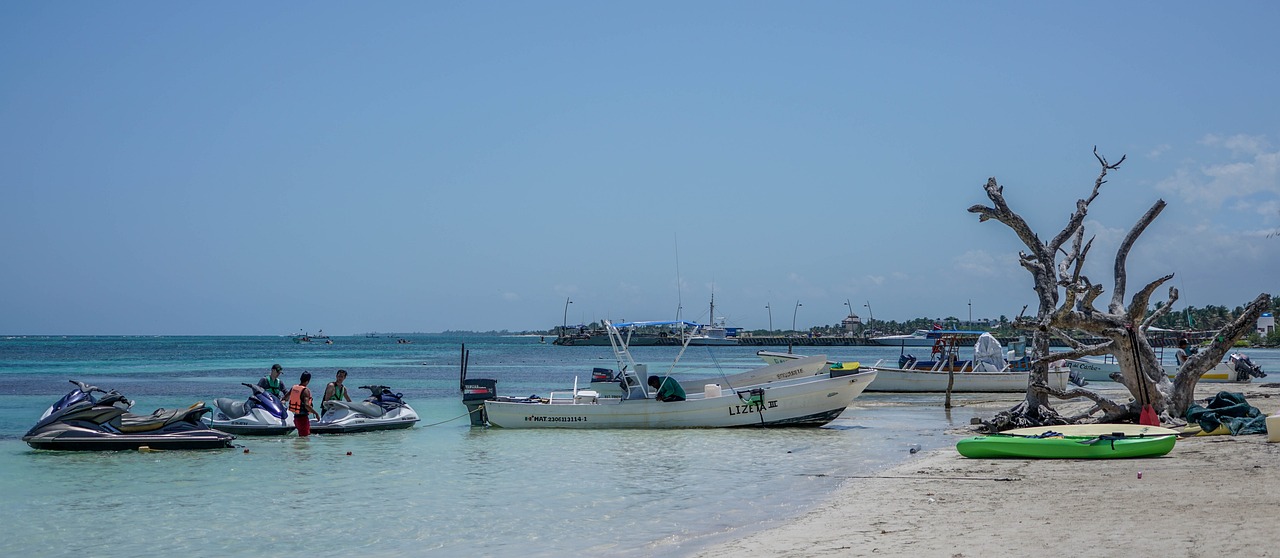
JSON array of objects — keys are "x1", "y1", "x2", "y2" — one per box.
[
  {"x1": 462, "y1": 379, "x2": 497, "y2": 426},
  {"x1": 1230, "y1": 353, "x2": 1266, "y2": 380}
]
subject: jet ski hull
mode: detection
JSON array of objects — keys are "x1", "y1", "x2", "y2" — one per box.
[
  {"x1": 208, "y1": 421, "x2": 295, "y2": 436},
  {"x1": 310, "y1": 417, "x2": 417, "y2": 434},
  {"x1": 23, "y1": 428, "x2": 235, "y2": 451}
]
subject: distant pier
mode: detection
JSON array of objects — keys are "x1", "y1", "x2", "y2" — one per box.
[
  {"x1": 556, "y1": 334, "x2": 1178, "y2": 348},
  {"x1": 732, "y1": 336, "x2": 1116, "y2": 348}
]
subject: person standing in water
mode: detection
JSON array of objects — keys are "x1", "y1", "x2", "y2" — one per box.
[{"x1": 287, "y1": 371, "x2": 319, "y2": 436}]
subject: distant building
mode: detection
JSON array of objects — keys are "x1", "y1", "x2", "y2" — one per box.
[
  {"x1": 842, "y1": 313, "x2": 862, "y2": 335},
  {"x1": 1259, "y1": 313, "x2": 1275, "y2": 336}
]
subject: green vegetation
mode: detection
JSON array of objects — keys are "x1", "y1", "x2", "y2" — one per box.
[{"x1": 530, "y1": 294, "x2": 1279, "y2": 346}]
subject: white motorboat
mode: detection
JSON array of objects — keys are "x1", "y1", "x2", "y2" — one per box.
[
  {"x1": 684, "y1": 294, "x2": 739, "y2": 345},
  {"x1": 461, "y1": 320, "x2": 877, "y2": 429},
  {"x1": 859, "y1": 361, "x2": 1069, "y2": 392},
  {"x1": 871, "y1": 328, "x2": 986, "y2": 347},
  {"x1": 764, "y1": 333, "x2": 1070, "y2": 392},
  {"x1": 1067, "y1": 353, "x2": 1265, "y2": 384}
]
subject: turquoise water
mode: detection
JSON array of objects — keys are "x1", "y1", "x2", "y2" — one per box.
[{"x1": 2, "y1": 336, "x2": 1274, "y2": 556}]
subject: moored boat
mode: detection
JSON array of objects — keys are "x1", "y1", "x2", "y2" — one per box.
[
  {"x1": 462, "y1": 320, "x2": 876, "y2": 429},
  {"x1": 1067, "y1": 352, "x2": 1265, "y2": 384},
  {"x1": 763, "y1": 334, "x2": 1068, "y2": 392},
  {"x1": 871, "y1": 328, "x2": 987, "y2": 347}
]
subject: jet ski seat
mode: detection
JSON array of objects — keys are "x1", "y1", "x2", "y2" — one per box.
[
  {"x1": 322, "y1": 400, "x2": 387, "y2": 418},
  {"x1": 119, "y1": 402, "x2": 206, "y2": 433},
  {"x1": 212, "y1": 398, "x2": 247, "y2": 418}
]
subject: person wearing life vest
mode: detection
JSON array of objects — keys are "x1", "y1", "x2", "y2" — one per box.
[
  {"x1": 323, "y1": 369, "x2": 352, "y2": 403},
  {"x1": 257, "y1": 363, "x2": 287, "y2": 399},
  {"x1": 287, "y1": 371, "x2": 319, "y2": 436}
]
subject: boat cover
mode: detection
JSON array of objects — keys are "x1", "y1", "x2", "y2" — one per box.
[
  {"x1": 972, "y1": 332, "x2": 1007, "y2": 372},
  {"x1": 1184, "y1": 391, "x2": 1267, "y2": 435}
]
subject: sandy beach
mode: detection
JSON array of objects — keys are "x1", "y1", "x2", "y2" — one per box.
[{"x1": 697, "y1": 384, "x2": 1280, "y2": 558}]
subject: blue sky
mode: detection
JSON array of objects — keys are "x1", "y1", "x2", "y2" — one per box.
[{"x1": 2, "y1": 2, "x2": 1278, "y2": 335}]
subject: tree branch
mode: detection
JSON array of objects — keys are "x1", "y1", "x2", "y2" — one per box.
[
  {"x1": 1109, "y1": 199, "x2": 1167, "y2": 314},
  {"x1": 969, "y1": 178, "x2": 1050, "y2": 261},
  {"x1": 1127, "y1": 273, "x2": 1175, "y2": 324},
  {"x1": 1140, "y1": 286, "x2": 1179, "y2": 330},
  {"x1": 1046, "y1": 148, "x2": 1123, "y2": 254},
  {"x1": 1030, "y1": 383, "x2": 1127, "y2": 416}
]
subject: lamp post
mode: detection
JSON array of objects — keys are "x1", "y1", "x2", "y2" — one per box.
[
  {"x1": 561, "y1": 297, "x2": 572, "y2": 337},
  {"x1": 864, "y1": 302, "x2": 874, "y2": 337},
  {"x1": 789, "y1": 300, "x2": 802, "y2": 354},
  {"x1": 765, "y1": 303, "x2": 773, "y2": 333}
]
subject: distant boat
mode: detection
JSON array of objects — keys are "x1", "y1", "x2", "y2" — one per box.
[
  {"x1": 871, "y1": 328, "x2": 986, "y2": 347},
  {"x1": 293, "y1": 330, "x2": 332, "y2": 344},
  {"x1": 685, "y1": 294, "x2": 740, "y2": 346}
]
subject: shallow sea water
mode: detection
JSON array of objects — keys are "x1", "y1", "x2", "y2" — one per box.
[{"x1": 2, "y1": 336, "x2": 1274, "y2": 557}]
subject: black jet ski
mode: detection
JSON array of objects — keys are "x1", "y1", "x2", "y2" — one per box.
[{"x1": 23, "y1": 380, "x2": 235, "y2": 451}]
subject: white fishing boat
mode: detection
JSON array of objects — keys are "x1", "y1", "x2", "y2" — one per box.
[
  {"x1": 1067, "y1": 353, "x2": 1265, "y2": 384},
  {"x1": 461, "y1": 320, "x2": 877, "y2": 429},
  {"x1": 763, "y1": 333, "x2": 1070, "y2": 392}
]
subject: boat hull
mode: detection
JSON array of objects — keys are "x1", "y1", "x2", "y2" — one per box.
[
  {"x1": 863, "y1": 366, "x2": 1070, "y2": 392},
  {"x1": 956, "y1": 434, "x2": 1176, "y2": 459},
  {"x1": 208, "y1": 422, "x2": 295, "y2": 436},
  {"x1": 870, "y1": 329, "x2": 985, "y2": 347},
  {"x1": 482, "y1": 370, "x2": 877, "y2": 429},
  {"x1": 309, "y1": 419, "x2": 418, "y2": 434},
  {"x1": 1067, "y1": 359, "x2": 1250, "y2": 383},
  {"x1": 23, "y1": 429, "x2": 236, "y2": 451}
]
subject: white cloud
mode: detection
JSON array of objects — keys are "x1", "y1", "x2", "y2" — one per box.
[
  {"x1": 953, "y1": 249, "x2": 1001, "y2": 277},
  {"x1": 502, "y1": 291, "x2": 519, "y2": 301},
  {"x1": 1147, "y1": 144, "x2": 1171, "y2": 159},
  {"x1": 1158, "y1": 134, "x2": 1280, "y2": 207}
]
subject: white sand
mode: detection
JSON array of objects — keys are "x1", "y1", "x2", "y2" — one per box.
[{"x1": 695, "y1": 385, "x2": 1280, "y2": 558}]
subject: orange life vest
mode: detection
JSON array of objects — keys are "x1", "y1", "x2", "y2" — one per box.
[{"x1": 288, "y1": 384, "x2": 310, "y2": 414}]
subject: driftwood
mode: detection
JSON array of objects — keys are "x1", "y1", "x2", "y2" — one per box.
[{"x1": 969, "y1": 148, "x2": 1271, "y2": 428}]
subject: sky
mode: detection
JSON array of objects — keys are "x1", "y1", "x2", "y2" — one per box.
[{"x1": 2, "y1": 2, "x2": 1278, "y2": 335}]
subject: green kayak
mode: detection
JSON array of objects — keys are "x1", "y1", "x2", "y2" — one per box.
[{"x1": 956, "y1": 433, "x2": 1176, "y2": 459}]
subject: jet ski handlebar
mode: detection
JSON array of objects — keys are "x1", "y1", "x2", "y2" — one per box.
[{"x1": 69, "y1": 380, "x2": 109, "y2": 396}]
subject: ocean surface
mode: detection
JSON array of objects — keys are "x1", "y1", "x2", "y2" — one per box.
[{"x1": 2, "y1": 335, "x2": 1276, "y2": 557}]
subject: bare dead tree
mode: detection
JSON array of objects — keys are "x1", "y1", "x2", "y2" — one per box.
[{"x1": 968, "y1": 148, "x2": 1271, "y2": 427}]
